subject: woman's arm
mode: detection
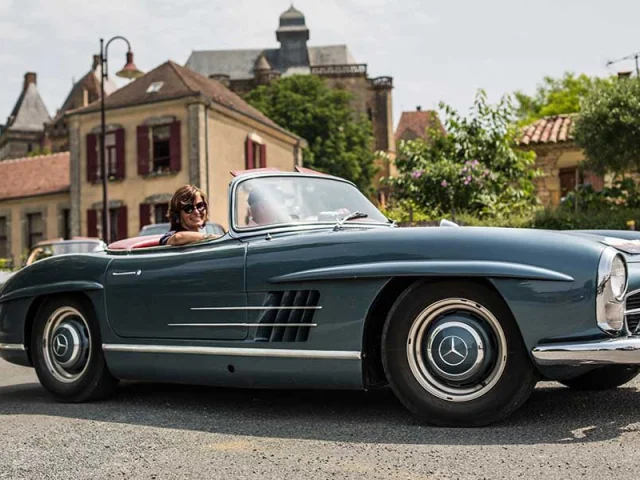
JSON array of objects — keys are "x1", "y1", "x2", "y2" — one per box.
[{"x1": 166, "y1": 231, "x2": 216, "y2": 246}]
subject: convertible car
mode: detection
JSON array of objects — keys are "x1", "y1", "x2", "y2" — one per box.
[{"x1": 2, "y1": 169, "x2": 640, "y2": 427}]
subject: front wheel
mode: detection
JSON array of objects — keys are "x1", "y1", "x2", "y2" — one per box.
[
  {"x1": 560, "y1": 365, "x2": 640, "y2": 390},
  {"x1": 382, "y1": 281, "x2": 538, "y2": 427},
  {"x1": 31, "y1": 295, "x2": 118, "y2": 402}
]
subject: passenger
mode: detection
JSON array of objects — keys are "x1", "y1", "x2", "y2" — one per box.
[
  {"x1": 160, "y1": 185, "x2": 219, "y2": 246},
  {"x1": 247, "y1": 187, "x2": 290, "y2": 226}
]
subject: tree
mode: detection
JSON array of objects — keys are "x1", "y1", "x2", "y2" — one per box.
[
  {"x1": 574, "y1": 77, "x2": 640, "y2": 175},
  {"x1": 514, "y1": 72, "x2": 612, "y2": 125},
  {"x1": 245, "y1": 75, "x2": 377, "y2": 193},
  {"x1": 386, "y1": 91, "x2": 539, "y2": 218}
]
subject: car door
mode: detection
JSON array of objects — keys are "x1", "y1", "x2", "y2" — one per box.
[{"x1": 105, "y1": 237, "x2": 247, "y2": 340}]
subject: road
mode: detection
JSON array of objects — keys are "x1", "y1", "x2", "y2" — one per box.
[{"x1": 1, "y1": 358, "x2": 639, "y2": 479}]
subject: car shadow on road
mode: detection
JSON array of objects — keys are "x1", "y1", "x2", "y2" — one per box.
[{"x1": 0, "y1": 379, "x2": 638, "y2": 446}]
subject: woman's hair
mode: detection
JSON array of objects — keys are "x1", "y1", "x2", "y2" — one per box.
[{"x1": 168, "y1": 184, "x2": 209, "y2": 231}]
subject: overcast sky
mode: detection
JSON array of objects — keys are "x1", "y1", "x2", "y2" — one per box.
[{"x1": 1, "y1": 0, "x2": 639, "y2": 129}]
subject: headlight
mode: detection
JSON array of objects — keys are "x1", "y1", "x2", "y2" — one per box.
[{"x1": 596, "y1": 247, "x2": 628, "y2": 333}]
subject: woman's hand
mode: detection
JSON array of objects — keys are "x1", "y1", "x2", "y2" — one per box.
[{"x1": 167, "y1": 231, "x2": 216, "y2": 246}]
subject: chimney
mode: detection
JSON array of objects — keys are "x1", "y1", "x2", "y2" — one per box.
[
  {"x1": 23, "y1": 72, "x2": 37, "y2": 91},
  {"x1": 416, "y1": 105, "x2": 422, "y2": 111},
  {"x1": 92, "y1": 54, "x2": 101, "y2": 70},
  {"x1": 618, "y1": 71, "x2": 632, "y2": 79}
]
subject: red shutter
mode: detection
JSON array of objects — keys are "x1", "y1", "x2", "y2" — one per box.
[
  {"x1": 260, "y1": 143, "x2": 267, "y2": 168},
  {"x1": 139, "y1": 203, "x2": 151, "y2": 231},
  {"x1": 87, "y1": 209, "x2": 98, "y2": 238},
  {"x1": 115, "y1": 128, "x2": 125, "y2": 179},
  {"x1": 116, "y1": 206, "x2": 128, "y2": 241},
  {"x1": 86, "y1": 134, "x2": 97, "y2": 183},
  {"x1": 245, "y1": 137, "x2": 254, "y2": 169},
  {"x1": 137, "y1": 125, "x2": 150, "y2": 176},
  {"x1": 169, "y1": 121, "x2": 181, "y2": 172},
  {"x1": 584, "y1": 170, "x2": 605, "y2": 191}
]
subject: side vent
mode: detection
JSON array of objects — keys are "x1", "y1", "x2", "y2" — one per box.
[{"x1": 255, "y1": 290, "x2": 320, "y2": 342}]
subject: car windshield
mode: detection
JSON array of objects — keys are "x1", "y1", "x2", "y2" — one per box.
[
  {"x1": 234, "y1": 176, "x2": 388, "y2": 230},
  {"x1": 25, "y1": 241, "x2": 103, "y2": 266}
]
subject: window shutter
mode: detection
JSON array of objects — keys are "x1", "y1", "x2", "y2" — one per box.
[
  {"x1": 137, "y1": 125, "x2": 150, "y2": 176},
  {"x1": 260, "y1": 143, "x2": 267, "y2": 168},
  {"x1": 584, "y1": 170, "x2": 605, "y2": 191},
  {"x1": 87, "y1": 209, "x2": 98, "y2": 238},
  {"x1": 245, "y1": 137, "x2": 254, "y2": 169},
  {"x1": 117, "y1": 206, "x2": 128, "y2": 241},
  {"x1": 139, "y1": 203, "x2": 151, "y2": 231},
  {"x1": 115, "y1": 128, "x2": 125, "y2": 179},
  {"x1": 86, "y1": 134, "x2": 97, "y2": 183},
  {"x1": 169, "y1": 121, "x2": 181, "y2": 172}
]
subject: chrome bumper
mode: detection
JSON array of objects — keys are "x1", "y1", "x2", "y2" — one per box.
[{"x1": 532, "y1": 337, "x2": 640, "y2": 366}]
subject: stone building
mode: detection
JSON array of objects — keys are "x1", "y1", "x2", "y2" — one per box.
[
  {"x1": 66, "y1": 60, "x2": 304, "y2": 243},
  {"x1": 519, "y1": 114, "x2": 603, "y2": 207},
  {"x1": 185, "y1": 5, "x2": 394, "y2": 155},
  {"x1": 0, "y1": 152, "x2": 71, "y2": 265},
  {"x1": 0, "y1": 73, "x2": 51, "y2": 161},
  {"x1": 44, "y1": 55, "x2": 117, "y2": 153}
]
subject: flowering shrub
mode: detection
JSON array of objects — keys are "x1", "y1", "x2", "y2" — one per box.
[
  {"x1": 561, "y1": 177, "x2": 640, "y2": 211},
  {"x1": 385, "y1": 90, "x2": 539, "y2": 219}
]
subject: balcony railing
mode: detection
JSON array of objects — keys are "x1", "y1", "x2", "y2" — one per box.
[{"x1": 311, "y1": 64, "x2": 368, "y2": 77}]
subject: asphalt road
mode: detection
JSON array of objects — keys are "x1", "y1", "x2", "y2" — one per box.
[{"x1": 1, "y1": 359, "x2": 639, "y2": 480}]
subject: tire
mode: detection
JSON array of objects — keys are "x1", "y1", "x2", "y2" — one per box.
[
  {"x1": 31, "y1": 295, "x2": 118, "y2": 402},
  {"x1": 382, "y1": 280, "x2": 538, "y2": 427},
  {"x1": 560, "y1": 365, "x2": 640, "y2": 391}
]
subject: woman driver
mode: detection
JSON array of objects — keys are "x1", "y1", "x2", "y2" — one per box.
[{"x1": 160, "y1": 185, "x2": 219, "y2": 246}]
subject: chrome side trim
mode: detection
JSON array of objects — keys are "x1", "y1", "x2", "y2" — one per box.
[
  {"x1": 102, "y1": 344, "x2": 360, "y2": 360},
  {"x1": 532, "y1": 337, "x2": 640, "y2": 365},
  {"x1": 168, "y1": 323, "x2": 317, "y2": 327},
  {"x1": 190, "y1": 306, "x2": 322, "y2": 311},
  {"x1": 625, "y1": 307, "x2": 640, "y2": 316},
  {"x1": 0, "y1": 343, "x2": 25, "y2": 351},
  {"x1": 112, "y1": 270, "x2": 142, "y2": 276}
]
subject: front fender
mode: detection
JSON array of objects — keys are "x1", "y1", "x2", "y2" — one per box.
[{"x1": 0, "y1": 281, "x2": 103, "y2": 303}]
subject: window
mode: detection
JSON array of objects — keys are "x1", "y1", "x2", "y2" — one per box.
[
  {"x1": 245, "y1": 138, "x2": 266, "y2": 169},
  {"x1": 152, "y1": 125, "x2": 171, "y2": 172},
  {"x1": 26, "y1": 212, "x2": 44, "y2": 249},
  {"x1": 0, "y1": 216, "x2": 8, "y2": 258},
  {"x1": 154, "y1": 203, "x2": 169, "y2": 224},
  {"x1": 146, "y1": 81, "x2": 164, "y2": 93},
  {"x1": 95, "y1": 132, "x2": 117, "y2": 179}
]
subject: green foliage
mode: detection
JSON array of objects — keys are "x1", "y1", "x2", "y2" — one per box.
[
  {"x1": 385, "y1": 90, "x2": 539, "y2": 219},
  {"x1": 560, "y1": 177, "x2": 640, "y2": 211},
  {"x1": 244, "y1": 75, "x2": 377, "y2": 193},
  {"x1": 27, "y1": 145, "x2": 52, "y2": 157},
  {"x1": 514, "y1": 72, "x2": 612, "y2": 125},
  {"x1": 532, "y1": 208, "x2": 640, "y2": 230},
  {"x1": 0, "y1": 258, "x2": 12, "y2": 271},
  {"x1": 574, "y1": 78, "x2": 640, "y2": 175}
]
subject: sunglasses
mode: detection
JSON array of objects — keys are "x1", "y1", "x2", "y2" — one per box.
[{"x1": 182, "y1": 201, "x2": 206, "y2": 214}]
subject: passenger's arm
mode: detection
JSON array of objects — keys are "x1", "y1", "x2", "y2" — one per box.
[{"x1": 167, "y1": 231, "x2": 217, "y2": 246}]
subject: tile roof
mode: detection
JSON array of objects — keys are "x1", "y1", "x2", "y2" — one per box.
[
  {"x1": 70, "y1": 61, "x2": 285, "y2": 131},
  {"x1": 519, "y1": 114, "x2": 575, "y2": 145},
  {"x1": 53, "y1": 65, "x2": 117, "y2": 122},
  {"x1": 0, "y1": 152, "x2": 69, "y2": 201},
  {"x1": 395, "y1": 110, "x2": 445, "y2": 142},
  {"x1": 185, "y1": 45, "x2": 356, "y2": 80},
  {"x1": 6, "y1": 83, "x2": 51, "y2": 132}
]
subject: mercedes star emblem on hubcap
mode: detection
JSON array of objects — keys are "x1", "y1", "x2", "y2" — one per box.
[
  {"x1": 438, "y1": 335, "x2": 469, "y2": 366},
  {"x1": 53, "y1": 333, "x2": 69, "y2": 358}
]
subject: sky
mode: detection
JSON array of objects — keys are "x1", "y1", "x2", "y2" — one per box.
[{"x1": 1, "y1": 0, "x2": 640, "y2": 129}]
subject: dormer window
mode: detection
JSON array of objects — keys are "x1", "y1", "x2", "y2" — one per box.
[{"x1": 146, "y1": 82, "x2": 164, "y2": 94}]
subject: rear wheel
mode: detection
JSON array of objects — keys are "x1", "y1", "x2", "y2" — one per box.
[
  {"x1": 560, "y1": 365, "x2": 640, "y2": 390},
  {"x1": 382, "y1": 280, "x2": 538, "y2": 427},
  {"x1": 31, "y1": 296, "x2": 118, "y2": 402}
]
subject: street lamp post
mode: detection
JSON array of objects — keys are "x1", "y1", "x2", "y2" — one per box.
[{"x1": 99, "y1": 36, "x2": 143, "y2": 243}]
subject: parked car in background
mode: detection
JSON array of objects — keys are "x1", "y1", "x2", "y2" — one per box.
[
  {"x1": 0, "y1": 237, "x2": 106, "y2": 288},
  {"x1": 138, "y1": 222, "x2": 225, "y2": 237}
]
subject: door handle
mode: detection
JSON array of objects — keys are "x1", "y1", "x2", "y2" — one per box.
[{"x1": 111, "y1": 270, "x2": 142, "y2": 276}]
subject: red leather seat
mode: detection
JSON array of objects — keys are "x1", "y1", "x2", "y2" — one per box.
[{"x1": 108, "y1": 234, "x2": 163, "y2": 251}]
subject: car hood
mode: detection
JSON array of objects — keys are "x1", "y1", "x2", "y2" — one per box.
[{"x1": 558, "y1": 230, "x2": 640, "y2": 263}]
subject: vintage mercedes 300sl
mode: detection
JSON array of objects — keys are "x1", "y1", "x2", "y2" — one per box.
[{"x1": 2, "y1": 169, "x2": 640, "y2": 427}]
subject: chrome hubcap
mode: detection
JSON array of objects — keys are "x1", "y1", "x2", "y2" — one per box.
[
  {"x1": 42, "y1": 307, "x2": 91, "y2": 383},
  {"x1": 407, "y1": 298, "x2": 507, "y2": 402}
]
